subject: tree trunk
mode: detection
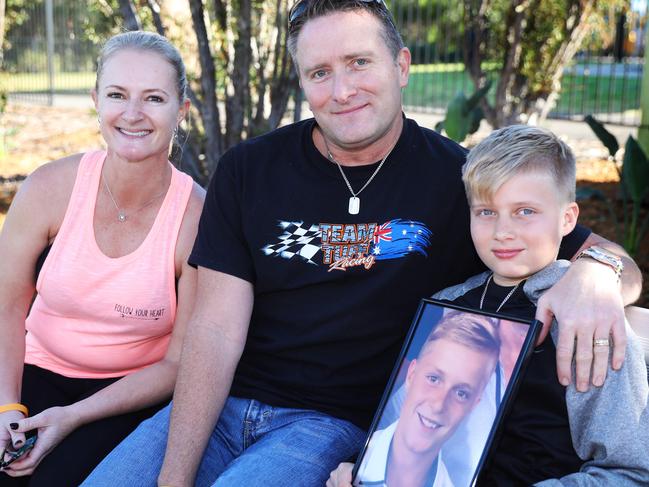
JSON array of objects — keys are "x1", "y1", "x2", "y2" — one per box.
[
  {"x1": 189, "y1": 0, "x2": 222, "y2": 177},
  {"x1": 212, "y1": 0, "x2": 230, "y2": 66},
  {"x1": 146, "y1": 0, "x2": 166, "y2": 35},
  {"x1": 124, "y1": 1, "x2": 297, "y2": 184},
  {"x1": 293, "y1": 86, "x2": 303, "y2": 123},
  {"x1": 463, "y1": 0, "x2": 489, "y2": 90},
  {"x1": 226, "y1": 0, "x2": 252, "y2": 148},
  {"x1": 536, "y1": 0, "x2": 595, "y2": 123},
  {"x1": 173, "y1": 128, "x2": 205, "y2": 183},
  {"x1": 491, "y1": 0, "x2": 528, "y2": 127},
  {"x1": 0, "y1": 0, "x2": 6, "y2": 68},
  {"x1": 118, "y1": 0, "x2": 141, "y2": 31},
  {"x1": 213, "y1": 0, "x2": 227, "y2": 32},
  {"x1": 463, "y1": 0, "x2": 494, "y2": 126},
  {"x1": 267, "y1": 0, "x2": 298, "y2": 129},
  {"x1": 462, "y1": 0, "x2": 595, "y2": 128}
]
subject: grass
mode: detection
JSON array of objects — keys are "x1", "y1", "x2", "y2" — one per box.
[
  {"x1": 0, "y1": 71, "x2": 95, "y2": 93},
  {"x1": 409, "y1": 63, "x2": 466, "y2": 73},
  {"x1": 403, "y1": 67, "x2": 641, "y2": 117},
  {"x1": 555, "y1": 74, "x2": 642, "y2": 116},
  {"x1": 403, "y1": 69, "x2": 474, "y2": 108}
]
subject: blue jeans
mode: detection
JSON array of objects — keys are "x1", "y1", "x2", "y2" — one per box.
[{"x1": 82, "y1": 397, "x2": 366, "y2": 486}]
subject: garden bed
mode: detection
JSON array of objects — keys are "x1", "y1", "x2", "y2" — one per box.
[{"x1": 577, "y1": 178, "x2": 649, "y2": 306}]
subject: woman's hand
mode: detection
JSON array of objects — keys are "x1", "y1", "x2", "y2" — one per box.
[
  {"x1": 0, "y1": 410, "x2": 27, "y2": 472},
  {"x1": 1, "y1": 406, "x2": 79, "y2": 477},
  {"x1": 326, "y1": 462, "x2": 354, "y2": 487}
]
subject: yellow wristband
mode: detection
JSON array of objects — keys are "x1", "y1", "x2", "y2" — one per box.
[{"x1": 0, "y1": 403, "x2": 28, "y2": 416}]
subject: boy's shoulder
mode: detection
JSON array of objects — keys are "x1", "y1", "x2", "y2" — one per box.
[
  {"x1": 522, "y1": 260, "x2": 571, "y2": 304},
  {"x1": 433, "y1": 260, "x2": 571, "y2": 304},
  {"x1": 432, "y1": 272, "x2": 490, "y2": 301}
]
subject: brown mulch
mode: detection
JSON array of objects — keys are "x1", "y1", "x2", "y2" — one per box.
[
  {"x1": 578, "y1": 179, "x2": 649, "y2": 307},
  {"x1": 0, "y1": 103, "x2": 103, "y2": 176},
  {"x1": 1, "y1": 103, "x2": 647, "y2": 305}
]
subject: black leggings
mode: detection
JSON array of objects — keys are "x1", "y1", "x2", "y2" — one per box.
[{"x1": 0, "y1": 364, "x2": 166, "y2": 487}]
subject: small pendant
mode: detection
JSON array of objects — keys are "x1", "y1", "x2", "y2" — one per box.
[
  {"x1": 118, "y1": 212, "x2": 127, "y2": 222},
  {"x1": 348, "y1": 196, "x2": 360, "y2": 215}
]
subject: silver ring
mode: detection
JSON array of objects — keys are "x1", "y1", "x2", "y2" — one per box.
[{"x1": 593, "y1": 338, "x2": 610, "y2": 347}]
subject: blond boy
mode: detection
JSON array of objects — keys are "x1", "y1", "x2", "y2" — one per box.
[{"x1": 328, "y1": 126, "x2": 649, "y2": 487}]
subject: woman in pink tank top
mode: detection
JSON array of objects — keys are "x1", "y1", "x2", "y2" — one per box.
[{"x1": 0, "y1": 32, "x2": 205, "y2": 486}]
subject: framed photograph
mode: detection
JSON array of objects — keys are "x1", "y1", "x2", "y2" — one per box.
[{"x1": 352, "y1": 298, "x2": 541, "y2": 487}]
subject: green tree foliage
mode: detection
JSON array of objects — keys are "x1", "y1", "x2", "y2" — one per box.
[
  {"x1": 463, "y1": 0, "x2": 603, "y2": 127},
  {"x1": 3, "y1": 0, "x2": 298, "y2": 185},
  {"x1": 435, "y1": 80, "x2": 492, "y2": 142},
  {"x1": 119, "y1": 0, "x2": 298, "y2": 185},
  {"x1": 584, "y1": 115, "x2": 649, "y2": 256},
  {"x1": 3, "y1": 0, "x2": 122, "y2": 73},
  {"x1": 390, "y1": 0, "x2": 464, "y2": 62}
]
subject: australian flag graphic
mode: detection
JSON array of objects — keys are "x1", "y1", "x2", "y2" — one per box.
[{"x1": 370, "y1": 219, "x2": 432, "y2": 260}]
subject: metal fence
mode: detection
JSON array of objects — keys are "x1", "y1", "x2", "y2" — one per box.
[
  {"x1": 2, "y1": 0, "x2": 646, "y2": 126},
  {"x1": 389, "y1": 0, "x2": 647, "y2": 126},
  {"x1": 2, "y1": 0, "x2": 99, "y2": 105}
]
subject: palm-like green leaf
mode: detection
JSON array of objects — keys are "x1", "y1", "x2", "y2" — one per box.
[
  {"x1": 584, "y1": 115, "x2": 620, "y2": 158},
  {"x1": 622, "y1": 136, "x2": 649, "y2": 204}
]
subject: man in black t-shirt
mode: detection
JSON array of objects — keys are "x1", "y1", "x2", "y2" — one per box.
[{"x1": 84, "y1": 2, "x2": 642, "y2": 486}]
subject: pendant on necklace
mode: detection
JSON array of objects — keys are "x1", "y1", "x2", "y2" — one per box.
[
  {"x1": 118, "y1": 211, "x2": 127, "y2": 222},
  {"x1": 348, "y1": 196, "x2": 360, "y2": 215}
]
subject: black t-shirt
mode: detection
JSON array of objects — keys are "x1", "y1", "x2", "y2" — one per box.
[
  {"x1": 189, "y1": 117, "x2": 589, "y2": 429},
  {"x1": 452, "y1": 282, "x2": 582, "y2": 485}
]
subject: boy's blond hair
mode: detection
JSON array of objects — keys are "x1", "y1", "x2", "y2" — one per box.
[
  {"x1": 462, "y1": 125, "x2": 576, "y2": 204},
  {"x1": 419, "y1": 311, "x2": 500, "y2": 360}
]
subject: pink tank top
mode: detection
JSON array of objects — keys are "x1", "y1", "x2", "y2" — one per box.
[{"x1": 25, "y1": 150, "x2": 193, "y2": 378}]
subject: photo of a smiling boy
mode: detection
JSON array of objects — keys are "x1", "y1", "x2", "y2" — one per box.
[{"x1": 354, "y1": 311, "x2": 500, "y2": 487}]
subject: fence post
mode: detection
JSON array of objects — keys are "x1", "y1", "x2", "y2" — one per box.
[
  {"x1": 45, "y1": 0, "x2": 55, "y2": 106},
  {"x1": 639, "y1": 22, "x2": 649, "y2": 154}
]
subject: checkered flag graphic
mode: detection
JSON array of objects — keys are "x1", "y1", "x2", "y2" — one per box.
[{"x1": 262, "y1": 221, "x2": 322, "y2": 265}]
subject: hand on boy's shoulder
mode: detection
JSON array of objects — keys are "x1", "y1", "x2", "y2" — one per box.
[{"x1": 536, "y1": 257, "x2": 626, "y2": 393}]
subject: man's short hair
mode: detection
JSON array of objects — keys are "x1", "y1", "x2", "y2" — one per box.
[
  {"x1": 287, "y1": 0, "x2": 404, "y2": 65},
  {"x1": 462, "y1": 125, "x2": 577, "y2": 204},
  {"x1": 419, "y1": 311, "x2": 500, "y2": 361}
]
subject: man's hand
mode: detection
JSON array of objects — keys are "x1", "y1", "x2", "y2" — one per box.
[
  {"x1": 536, "y1": 257, "x2": 626, "y2": 392},
  {"x1": 326, "y1": 462, "x2": 354, "y2": 487}
]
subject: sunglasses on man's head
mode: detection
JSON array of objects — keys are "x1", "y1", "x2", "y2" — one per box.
[{"x1": 288, "y1": 0, "x2": 387, "y2": 28}]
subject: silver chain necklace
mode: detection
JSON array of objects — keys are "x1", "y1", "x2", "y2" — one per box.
[
  {"x1": 479, "y1": 274, "x2": 522, "y2": 312},
  {"x1": 102, "y1": 175, "x2": 167, "y2": 223},
  {"x1": 321, "y1": 134, "x2": 396, "y2": 215}
]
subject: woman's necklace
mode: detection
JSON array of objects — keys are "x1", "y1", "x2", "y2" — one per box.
[
  {"x1": 103, "y1": 175, "x2": 167, "y2": 223},
  {"x1": 479, "y1": 274, "x2": 522, "y2": 312}
]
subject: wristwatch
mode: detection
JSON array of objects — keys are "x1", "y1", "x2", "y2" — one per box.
[{"x1": 576, "y1": 246, "x2": 624, "y2": 281}]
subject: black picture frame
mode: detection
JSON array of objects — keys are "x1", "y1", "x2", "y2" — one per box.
[{"x1": 352, "y1": 298, "x2": 541, "y2": 487}]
